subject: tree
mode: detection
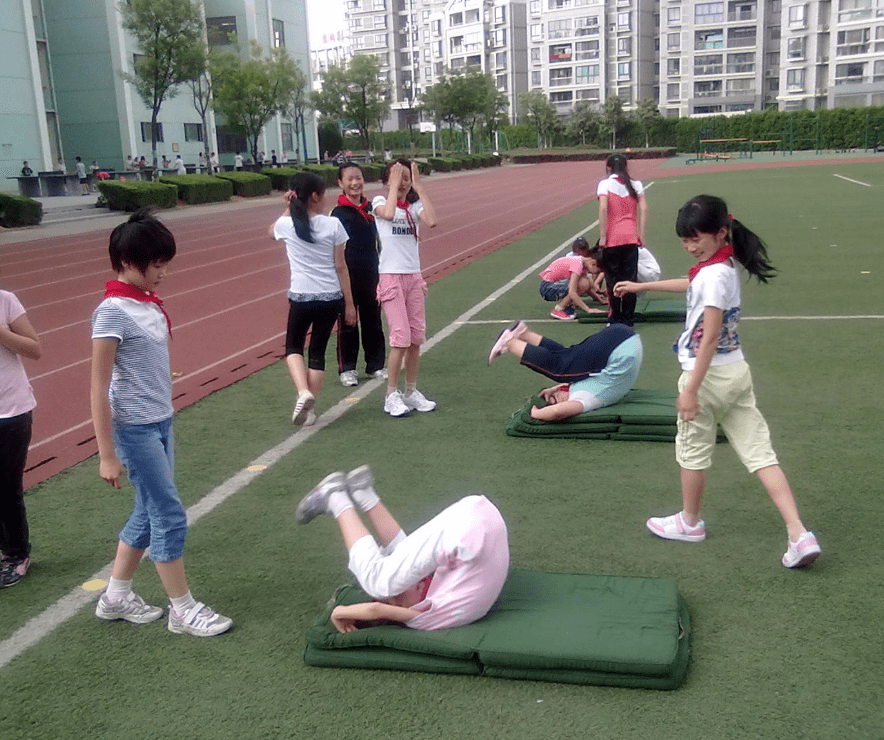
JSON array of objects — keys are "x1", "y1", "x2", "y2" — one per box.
[
  {"x1": 519, "y1": 89, "x2": 560, "y2": 149},
  {"x1": 280, "y1": 61, "x2": 311, "y2": 165},
  {"x1": 120, "y1": 0, "x2": 205, "y2": 172},
  {"x1": 600, "y1": 96, "x2": 627, "y2": 150},
  {"x1": 633, "y1": 98, "x2": 664, "y2": 148},
  {"x1": 567, "y1": 102, "x2": 601, "y2": 146},
  {"x1": 311, "y1": 55, "x2": 390, "y2": 150},
  {"x1": 422, "y1": 71, "x2": 508, "y2": 153},
  {"x1": 186, "y1": 49, "x2": 217, "y2": 174},
  {"x1": 213, "y1": 44, "x2": 303, "y2": 165}
]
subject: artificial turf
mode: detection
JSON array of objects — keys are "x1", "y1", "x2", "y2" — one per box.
[{"x1": 1, "y1": 162, "x2": 882, "y2": 739}]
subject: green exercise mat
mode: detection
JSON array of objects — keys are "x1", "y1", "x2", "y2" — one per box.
[
  {"x1": 304, "y1": 568, "x2": 691, "y2": 690},
  {"x1": 576, "y1": 297, "x2": 687, "y2": 324}
]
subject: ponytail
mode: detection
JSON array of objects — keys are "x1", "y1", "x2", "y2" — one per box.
[
  {"x1": 606, "y1": 154, "x2": 638, "y2": 200},
  {"x1": 287, "y1": 172, "x2": 326, "y2": 243},
  {"x1": 729, "y1": 218, "x2": 776, "y2": 283}
]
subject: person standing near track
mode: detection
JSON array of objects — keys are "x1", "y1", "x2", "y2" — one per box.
[
  {"x1": 597, "y1": 154, "x2": 647, "y2": 326},
  {"x1": 613, "y1": 194, "x2": 820, "y2": 568},
  {"x1": 373, "y1": 159, "x2": 437, "y2": 418},
  {"x1": 331, "y1": 162, "x2": 387, "y2": 388},
  {"x1": 90, "y1": 209, "x2": 232, "y2": 635}
]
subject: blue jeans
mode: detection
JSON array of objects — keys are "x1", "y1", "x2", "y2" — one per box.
[{"x1": 113, "y1": 417, "x2": 187, "y2": 562}]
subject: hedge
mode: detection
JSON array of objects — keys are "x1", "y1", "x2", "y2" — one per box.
[
  {"x1": 261, "y1": 167, "x2": 301, "y2": 190},
  {"x1": 157, "y1": 175, "x2": 232, "y2": 205},
  {"x1": 510, "y1": 148, "x2": 675, "y2": 164},
  {"x1": 301, "y1": 164, "x2": 339, "y2": 186},
  {"x1": 0, "y1": 193, "x2": 43, "y2": 227},
  {"x1": 97, "y1": 181, "x2": 178, "y2": 211},
  {"x1": 213, "y1": 171, "x2": 272, "y2": 197},
  {"x1": 427, "y1": 157, "x2": 452, "y2": 173}
]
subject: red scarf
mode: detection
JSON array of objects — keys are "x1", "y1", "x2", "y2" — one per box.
[
  {"x1": 397, "y1": 199, "x2": 419, "y2": 242},
  {"x1": 688, "y1": 244, "x2": 733, "y2": 283},
  {"x1": 103, "y1": 280, "x2": 172, "y2": 336},
  {"x1": 336, "y1": 193, "x2": 374, "y2": 223}
]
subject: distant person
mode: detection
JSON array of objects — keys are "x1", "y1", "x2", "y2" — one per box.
[
  {"x1": 20, "y1": 162, "x2": 33, "y2": 177},
  {"x1": 198, "y1": 152, "x2": 206, "y2": 172},
  {"x1": 75, "y1": 157, "x2": 89, "y2": 194},
  {"x1": 539, "y1": 238, "x2": 606, "y2": 320},
  {"x1": 0, "y1": 285, "x2": 42, "y2": 588},
  {"x1": 280, "y1": 151, "x2": 288, "y2": 165},
  {"x1": 162, "y1": 155, "x2": 171, "y2": 169},
  {"x1": 56, "y1": 158, "x2": 65, "y2": 173},
  {"x1": 210, "y1": 152, "x2": 218, "y2": 170},
  {"x1": 90, "y1": 210, "x2": 232, "y2": 635},
  {"x1": 234, "y1": 152, "x2": 244, "y2": 171},
  {"x1": 125, "y1": 155, "x2": 134, "y2": 171},
  {"x1": 138, "y1": 156, "x2": 147, "y2": 170},
  {"x1": 271, "y1": 150, "x2": 277, "y2": 166},
  {"x1": 175, "y1": 156, "x2": 186, "y2": 176}
]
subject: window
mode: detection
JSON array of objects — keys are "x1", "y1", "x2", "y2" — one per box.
[
  {"x1": 874, "y1": 59, "x2": 884, "y2": 82},
  {"x1": 373, "y1": 0, "x2": 385, "y2": 8},
  {"x1": 450, "y1": 11, "x2": 462, "y2": 25},
  {"x1": 549, "y1": 43, "x2": 572, "y2": 62},
  {"x1": 431, "y1": 19, "x2": 441, "y2": 34},
  {"x1": 668, "y1": 32, "x2": 680, "y2": 50},
  {"x1": 576, "y1": 89, "x2": 600, "y2": 102},
  {"x1": 492, "y1": 29, "x2": 507, "y2": 46},
  {"x1": 667, "y1": 82, "x2": 680, "y2": 98},
  {"x1": 496, "y1": 73, "x2": 508, "y2": 90},
  {"x1": 770, "y1": 25, "x2": 781, "y2": 41},
  {"x1": 140, "y1": 122, "x2": 164, "y2": 143},
  {"x1": 787, "y1": 3, "x2": 806, "y2": 26},
  {"x1": 575, "y1": 16, "x2": 599, "y2": 35},
  {"x1": 694, "y1": 79, "x2": 722, "y2": 96},
  {"x1": 617, "y1": 37, "x2": 632, "y2": 55},
  {"x1": 667, "y1": 6, "x2": 681, "y2": 23},
  {"x1": 184, "y1": 123, "x2": 203, "y2": 142},
  {"x1": 281, "y1": 122, "x2": 293, "y2": 152},
  {"x1": 728, "y1": 26, "x2": 756, "y2": 47},
  {"x1": 531, "y1": 46, "x2": 541, "y2": 62},
  {"x1": 549, "y1": 90, "x2": 573, "y2": 103},
  {"x1": 374, "y1": 34, "x2": 388, "y2": 46},
  {"x1": 837, "y1": 28, "x2": 870, "y2": 55},
  {"x1": 424, "y1": 67, "x2": 432, "y2": 80},
  {"x1": 530, "y1": 24, "x2": 543, "y2": 41},
  {"x1": 433, "y1": 40, "x2": 442, "y2": 57},
  {"x1": 694, "y1": 54, "x2": 723, "y2": 74},
  {"x1": 350, "y1": 17, "x2": 362, "y2": 30},
  {"x1": 206, "y1": 16, "x2": 237, "y2": 46},
  {"x1": 695, "y1": 30, "x2": 723, "y2": 49},
  {"x1": 272, "y1": 18, "x2": 285, "y2": 48},
  {"x1": 376, "y1": 52, "x2": 389, "y2": 66},
  {"x1": 466, "y1": 8, "x2": 480, "y2": 22},
  {"x1": 423, "y1": 48, "x2": 430, "y2": 62},
  {"x1": 216, "y1": 126, "x2": 247, "y2": 154},
  {"x1": 728, "y1": 1, "x2": 757, "y2": 21},
  {"x1": 838, "y1": 0, "x2": 875, "y2": 23},
  {"x1": 617, "y1": 12, "x2": 631, "y2": 28},
  {"x1": 575, "y1": 64, "x2": 599, "y2": 82},
  {"x1": 835, "y1": 61, "x2": 865, "y2": 83},
  {"x1": 575, "y1": 39, "x2": 599, "y2": 59},
  {"x1": 495, "y1": 51, "x2": 508, "y2": 68},
  {"x1": 767, "y1": 77, "x2": 780, "y2": 92},
  {"x1": 617, "y1": 61, "x2": 631, "y2": 79},
  {"x1": 494, "y1": 6, "x2": 506, "y2": 23},
  {"x1": 725, "y1": 77, "x2": 753, "y2": 93},
  {"x1": 530, "y1": 0, "x2": 541, "y2": 15},
  {"x1": 375, "y1": 16, "x2": 387, "y2": 28},
  {"x1": 668, "y1": 58, "x2": 681, "y2": 75},
  {"x1": 787, "y1": 36, "x2": 806, "y2": 59},
  {"x1": 727, "y1": 52, "x2": 755, "y2": 73},
  {"x1": 768, "y1": 51, "x2": 781, "y2": 66},
  {"x1": 786, "y1": 68, "x2": 805, "y2": 90},
  {"x1": 550, "y1": 67, "x2": 573, "y2": 86},
  {"x1": 421, "y1": 9, "x2": 430, "y2": 19},
  {"x1": 531, "y1": 71, "x2": 542, "y2": 86},
  {"x1": 548, "y1": 19, "x2": 572, "y2": 39},
  {"x1": 695, "y1": 2, "x2": 724, "y2": 23}
]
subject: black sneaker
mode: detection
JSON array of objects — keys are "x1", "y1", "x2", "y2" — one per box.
[{"x1": 0, "y1": 556, "x2": 30, "y2": 588}]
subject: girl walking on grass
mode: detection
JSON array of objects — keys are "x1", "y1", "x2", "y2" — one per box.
[{"x1": 614, "y1": 194, "x2": 820, "y2": 568}]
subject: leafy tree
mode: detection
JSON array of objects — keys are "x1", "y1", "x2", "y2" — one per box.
[
  {"x1": 519, "y1": 89, "x2": 560, "y2": 149},
  {"x1": 186, "y1": 49, "x2": 218, "y2": 174},
  {"x1": 422, "y1": 71, "x2": 508, "y2": 152},
  {"x1": 213, "y1": 44, "x2": 303, "y2": 165},
  {"x1": 280, "y1": 61, "x2": 311, "y2": 165},
  {"x1": 600, "y1": 96, "x2": 627, "y2": 149},
  {"x1": 633, "y1": 98, "x2": 664, "y2": 148},
  {"x1": 567, "y1": 102, "x2": 601, "y2": 146},
  {"x1": 311, "y1": 55, "x2": 389, "y2": 150},
  {"x1": 120, "y1": 0, "x2": 205, "y2": 172}
]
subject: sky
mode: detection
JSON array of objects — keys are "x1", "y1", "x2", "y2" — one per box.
[{"x1": 305, "y1": 0, "x2": 346, "y2": 50}]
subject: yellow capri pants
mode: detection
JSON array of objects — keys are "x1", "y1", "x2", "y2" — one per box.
[{"x1": 675, "y1": 360, "x2": 779, "y2": 473}]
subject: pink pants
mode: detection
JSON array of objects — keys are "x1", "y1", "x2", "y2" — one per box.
[{"x1": 377, "y1": 273, "x2": 426, "y2": 348}]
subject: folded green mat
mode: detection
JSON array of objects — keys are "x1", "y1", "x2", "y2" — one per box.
[
  {"x1": 304, "y1": 568, "x2": 691, "y2": 690},
  {"x1": 576, "y1": 297, "x2": 687, "y2": 323},
  {"x1": 505, "y1": 388, "x2": 725, "y2": 442}
]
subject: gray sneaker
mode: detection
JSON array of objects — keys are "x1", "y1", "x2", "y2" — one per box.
[
  {"x1": 339, "y1": 370, "x2": 358, "y2": 387},
  {"x1": 95, "y1": 591, "x2": 164, "y2": 624},
  {"x1": 295, "y1": 471, "x2": 348, "y2": 523},
  {"x1": 168, "y1": 602, "x2": 232, "y2": 637},
  {"x1": 345, "y1": 465, "x2": 374, "y2": 493}
]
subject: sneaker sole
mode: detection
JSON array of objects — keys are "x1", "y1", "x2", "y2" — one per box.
[
  {"x1": 646, "y1": 521, "x2": 706, "y2": 543},
  {"x1": 345, "y1": 465, "x2": 374, "y2": 491},
  {"x1": 168, "y1": 619, "x2": 232, "y2": 637},
  {"x1": 292, "y1": 394, "x2": 316, "y2": 425},
  {"x1": 488, "y1": 320, "x2": 523, "y2": 365},
  {"x1": 295, "y1": 471, "x2": 346, "y2": 523},
  {"x1": 783, "y1": 548, "x2": 820, "y2": 569},
  {"x1": 95, "y1": 608, "x2": 164, "y2": 624}
]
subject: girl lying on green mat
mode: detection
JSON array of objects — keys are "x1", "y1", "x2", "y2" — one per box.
[
  {"x1": 296, "y1": 466, "x2": 509, "y2": 632},
  {"x1": 488, "y1": 323, "x2": 643, "y2": 421}
]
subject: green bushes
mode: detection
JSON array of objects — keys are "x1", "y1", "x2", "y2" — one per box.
[
  {"x1": 97, "y1": 180, "x2": 178, "y2": 211},
  {"x1": 0, "y1": 193, "x2": 43, "y2": 227},
  {"x1": 509, "y1": 148, "x2": 674, "y2": 164},
  {"x1": 261, "y1": 167, "x2": 301, "y2": 190},
  {"x1": 427, "y1": 157, "x2": 452, "y2": 173},
  {"x1": 158, "y1": 175, "x2": 232, "y2": 205},
  {"x1": 213, "y1": 171, "x2": 272, "y2": 197},
  {"x1": 361, "y1": 162, "x2": 384, "y2": 182},
  {"x1": 301, "y1": 164, "x2": 339, "y2": 186}
]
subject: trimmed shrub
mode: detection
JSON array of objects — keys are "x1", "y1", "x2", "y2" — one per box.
[
  {"x1": 158, "y1": 174, "x2": 232, "y2": 205},
  {"x1": 509, "y1": 148, "x2": 675, "y2": 164},
  {"x1": 415, "y1": 160, "x2": 431, "y2": 176},
  {"x1": 214, "y1": 171, "x2": 272, "y2": 197},
  {"x1": 427, "y1": 157, "x2": 451, "y2": 173},
  {"x1": 361, "y1": 162, "x2": 384, "y2": 182},
  {"x1": 302, "y1": 164, "x2": 340, "y2": 186},
  {"x1": 262, "y1": 167, "x2": 301, "y2": 190},
  {"x1": 97, "y1": 181, "x2": 178, "y2": 211},
  {"x1": 0, "y1": 193, "x2": 43, "y2": 227}
]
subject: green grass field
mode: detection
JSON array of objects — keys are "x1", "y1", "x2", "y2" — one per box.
[{"x1": 2, "y1": 163, "x2": 882, "y2": 740}]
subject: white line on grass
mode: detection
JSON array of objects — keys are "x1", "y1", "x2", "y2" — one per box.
[
  {"x1": 0, "y1": 221, "x2": 600, "y2": 672},
  {"x1": 833, "y1": 173, "x2": 872, "y2": 187}
]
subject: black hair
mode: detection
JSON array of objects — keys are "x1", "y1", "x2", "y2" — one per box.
[
  {"x1": 382, "y1": 158, "x2": 419, "y2": 204},
  {"x1": 675, "y1": 194, "x2": 776, "y2": 283},
  {"x1": 570, "y1": 237, "x2": 591, "y2": 257},
  {"x1": 108, "y1": 208, "x2": 176, "y2": 274},
  {"x1": 287, "y1": 172, "x2": 326, "y2": 243},
  {"x1": 605, "y1": 154, "x2": 638, "y2": 200},
  {"x1": 586, "y1": 245, "x2": 604, "y2": 262},
  {"x1": 337, "y1": 161, "x2": 363, "y2": 182}
]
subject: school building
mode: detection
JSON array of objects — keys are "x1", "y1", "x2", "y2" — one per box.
[{"x1": 1, "y1": 0, "x2": 317, "y2": 194}]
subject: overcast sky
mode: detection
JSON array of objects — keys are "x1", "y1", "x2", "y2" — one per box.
[{"x1": 306, "y1": 0, "x2": 346, "y2": 49}]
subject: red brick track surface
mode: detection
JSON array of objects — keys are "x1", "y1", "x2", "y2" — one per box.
[{"x1": 7, "y1": 153, "x2": 875, "y2": 488}]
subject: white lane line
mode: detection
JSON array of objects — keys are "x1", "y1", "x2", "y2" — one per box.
[
  {"x1": 833, "y1": 173, "x2": 872, "y2": 187},
  {"x1": 0, "y1": 221, "x2": 599, "y2": 671}
]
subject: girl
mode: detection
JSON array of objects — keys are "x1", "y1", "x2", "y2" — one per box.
[
  {"x1": 91, "y1": 210, "x2": 231, "y2": 634},
  {"x1": 331, "y1": 163, "x2": 387, "y2": 387},
  {"x1": 488, "y1": 322, "x2": 642, "y2": 421},
  {"x1": 597, "y1": 154, "x2": 648, "y2": 326},
  {"x1": 539, "y1": 237, "x2": 606, "y2": 320},
  {"x1": 0, "y1": 286, "x2": 41, "y2": 588},
  {"x1": 296, "y1": 465, "x2": 509, "y2": 632},
  {"x1": 373, "y1": 159, "x2": 437, "y2": 418},
  {"x1": 613, "y1": 195, "x2": 820, "y2": 568},
  {"x1": 271, "y1": 173, "x2": 356, "y2": 425}
]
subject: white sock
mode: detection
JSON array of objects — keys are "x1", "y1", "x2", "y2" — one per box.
[
  {"x1": 170, "y1": 591, "x2": 197, "y2": 616},
  {"x1": 106, "y1": 577, "x2": 132, "y2": 602},
  {"x1": 328, "y1": 489, "x2": 354, "y2": 518},
  {"x1": 349, "y1": 485, "x2": 380, "y2": 513}
]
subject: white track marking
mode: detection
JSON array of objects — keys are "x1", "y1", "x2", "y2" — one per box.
[{"x1": 833, "y1": 174, "x2": 872, "y2": 187}]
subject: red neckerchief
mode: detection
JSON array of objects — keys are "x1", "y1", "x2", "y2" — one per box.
[
  {"x1": 688, "y1": 244, "x2": 733, "y2": 283},
  {"x1": 336, "y1": 193, "x2": 374, "y2": 223},
  {"x1": 103, "y1": 280, "x2": 172, "y2": 337},
  {"x1": 396, "y1": 199, "x2": 420, "y2": 242}
]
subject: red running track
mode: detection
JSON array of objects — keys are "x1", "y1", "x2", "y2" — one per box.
[{"x1": 3, "y1": 159, "x2": 675, "y2": 489}]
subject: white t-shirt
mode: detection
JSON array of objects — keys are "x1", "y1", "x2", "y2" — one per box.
[
  {"x1": 373, "y1": 196, "x2": 423, "y2": 274},
  {"x1": 273, "y1": 213, "x2": 349, "y2": 300},
  {"x1": 234, "y1": 154, "x2": 243, "y2": 168},
  {"x1": 0, "y1": 291, "x2": 36, "y2": 418},
  {"x1": 676, "y1": 260, "x2": 745, "y2": 371}
]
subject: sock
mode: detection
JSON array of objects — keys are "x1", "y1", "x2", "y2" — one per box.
[
  {"x1": 349, "y1": 485, "x2": 380, "y2": 513},
  {"x1": 328, "y1": 489, "x2": 354, "y2": 518},
  {"x1": 170, "y1": 591, "x2": 197, "y2": 616},
  {"x1": 105, "y1": 577, "x2": 132, "y2": 602},
  {"x1": 386, "y1": 386, "x2": 398, "y2": 397},
  {"x1": 405, "y1": 382, "x2": 416, "y2": 395}
]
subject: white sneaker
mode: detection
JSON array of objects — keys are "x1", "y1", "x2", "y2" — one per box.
[
  {"x1": 339, "y1": 370, "x2": 358, "y2": 387},
  {"x1": 367, "y1": 368, "x2": 388, "y2": 380},
  {"x1": 95, "y1": 591, "x2": 164, "y2": 624},
  {"x1": 782, "y1": 531, "x2": 821, "y2": 568},
  {"x1": 292, "y1": 391, "x2": 315, "y2": 425},
  {"x1": 384, "y1": 390, "x2": 411, "y2": 417},
  {"x1": 167, "y1": 601, "x2": 232, "y2": 637},
  {"x1": 403, "y1": 388, "x2": 436, "y2": 412},
  {"x1": 303, "y1": 410, "x2": 317, "y2": 426}
]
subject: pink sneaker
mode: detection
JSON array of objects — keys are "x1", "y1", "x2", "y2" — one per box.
[
  {"x1": 646, "y1": 511, "x2": 706, "y2": 542},
  {"x1": 488, "y1": 320, "x2": 527, "y2": 365},
  {"x1": 782, "y1": 531, "x2": 821, "y2": 568},
  {"x1": 550, "y1": 308, "x2": 576, "y2": 321}
]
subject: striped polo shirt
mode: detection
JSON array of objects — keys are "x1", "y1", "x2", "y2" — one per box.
[{"x1": 91, "y1": 298, "x2": 173, "y2": 424}]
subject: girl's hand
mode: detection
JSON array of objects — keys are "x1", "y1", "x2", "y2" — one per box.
[
  {"x1": 612, "y1": 280, "x2": 639, "y2": 297},
  {"x1": 388, "y1": 163, "x2": 405, "y2": 186},
  {"x1": 99, "y1": 456, "x2": 123, "y2": 489},
  {"x1": 343, "y1": 304, "x2": 357, "y2": 326},
  {"x1": 410, "y1": 162, "x2": 422, "y2": 189},
  {"x1": 330, "y1": 606, "x2": 358, "y2": 633},
  {"x1": 284, "y1": 190, "x2": 294, "y2": 204},
  {"x1": 676, "y1": 389, "x2": 699, "y2": 421}
]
